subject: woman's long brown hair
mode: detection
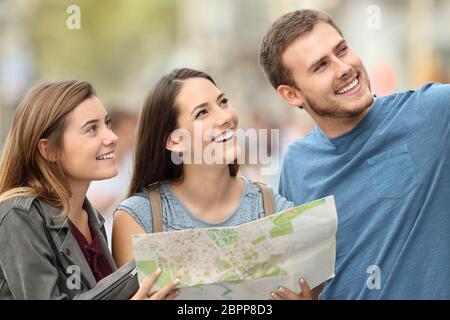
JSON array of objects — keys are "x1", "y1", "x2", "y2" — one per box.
[{"x1": 128, "y1": 68, "x2": 238, "y2": 197}]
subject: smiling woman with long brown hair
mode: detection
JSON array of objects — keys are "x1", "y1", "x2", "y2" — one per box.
[
  {"x1": 0, "y1": 80, "x2": 178, "y2": 299},
  {"x1": 112, "y1": 68, "x2": 317, "y2": 299}
]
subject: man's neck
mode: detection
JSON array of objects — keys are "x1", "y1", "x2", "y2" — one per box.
[{"x1": 316, "y1": 99, "x2": 376, "y2": 139}]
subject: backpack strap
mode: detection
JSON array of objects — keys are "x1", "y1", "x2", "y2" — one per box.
[
  {"x1": 148, "y1": 181, "x2": 275, "y2": 231},
  {"x1": 254, "y1": 182, "x2": 275, "y2": 217},
  {"x1": 147, "y1": 183, "x2": 163, "y2": 233}
]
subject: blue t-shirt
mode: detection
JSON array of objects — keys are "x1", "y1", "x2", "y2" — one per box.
[{"x1": 279, "y1": 83, "x2": 450, "y2": 299}]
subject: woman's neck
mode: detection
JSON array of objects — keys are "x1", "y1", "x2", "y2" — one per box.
[
  {"x1": 170, "y1": 164, "x2": 243, "y2": 220},
  {"x1": 67, "y1": 180, "x2": 90, "y2": 225}
]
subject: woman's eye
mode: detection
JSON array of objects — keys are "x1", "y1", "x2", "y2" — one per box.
[
  {"x1": 106, "y1": 119, "x2": 112, "y2": 129},
  {"x1": 195, "y1": 110, "x2": 207, "y2": 119},
  {"x1": 88, "y1": 125, "x2": 97, "y2": 134},
  {"x1": 220, "y1": 98, "x2": 229, "y2": 107}
]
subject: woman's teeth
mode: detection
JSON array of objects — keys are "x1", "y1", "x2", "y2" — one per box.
[
  {"x1": 96, "y1": 153, "x2": 114, "y2": 160},
  {"x1": 336, "y1": 78, "x2": 359, "y2": 95},
  {"x1": 213, "y1": 129, "x2": 234, "y2": 143}
]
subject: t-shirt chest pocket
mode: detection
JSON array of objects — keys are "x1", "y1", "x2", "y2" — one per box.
[{"x1": 367, "y1": 144, "x2": 418, "y2": 199}]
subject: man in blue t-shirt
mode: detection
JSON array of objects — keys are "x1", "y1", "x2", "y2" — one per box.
[{"x1": 259, "y1": 9, "x2": 450, "y2": 299}]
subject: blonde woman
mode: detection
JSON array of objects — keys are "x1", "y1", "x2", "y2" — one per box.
[{"x1": 0, "y1": 80, "x2": 178, "y2": 299}]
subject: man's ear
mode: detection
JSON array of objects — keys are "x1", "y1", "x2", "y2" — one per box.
[
  {"x1": 277, "y1": 84, "x2": 305, "y2": 108},
  {"x1": 37, "y1": 139, "x2": 57, "y2": 162}
]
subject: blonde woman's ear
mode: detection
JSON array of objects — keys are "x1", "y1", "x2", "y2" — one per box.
[{"x1": 37, "y1": 139, "x2": 57, "y2": 161}]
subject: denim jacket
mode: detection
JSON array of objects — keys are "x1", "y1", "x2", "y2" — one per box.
[{"x1": 0, "y1": 196, "x2": 119, "y2": 299}]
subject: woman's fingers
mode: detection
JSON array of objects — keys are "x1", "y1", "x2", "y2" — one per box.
[
  {"x1": 164, "y1": 289, "x2": 181, "y2": 300},
  {"x1": 149, "y1": 278, "x2": 180, "y2": 300},
  {"x1": 131, "y1": 268, "x2": 162, "y2": 300}
]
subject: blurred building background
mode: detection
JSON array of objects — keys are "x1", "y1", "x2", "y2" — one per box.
[{"x1": 1, "y1": 0, "x2": 449, "y2": 191}]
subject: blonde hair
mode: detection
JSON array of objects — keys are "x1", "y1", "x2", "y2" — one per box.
[{"x1": 0, "y1": 80, "x2": 95, "y2": 215}]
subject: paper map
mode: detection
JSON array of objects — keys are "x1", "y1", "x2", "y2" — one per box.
[{"x1": 132, "y1": 195, "x2": 337, "y2": 299}]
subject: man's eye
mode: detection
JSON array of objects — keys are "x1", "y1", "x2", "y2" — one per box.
[
  {"x1": 195, "y1": 110, "x2": 207, "y2": 119},
  {"x1": 338, "y1": 47, "x2": 348, "y2": 56},
  {"x1": 315, "y1": 62, "x2": 327, "y2": 72}
]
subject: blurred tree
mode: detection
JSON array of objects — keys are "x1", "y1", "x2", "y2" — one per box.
[{"x1": 29, "y1": 0, "x2": 177, "y2": 101}]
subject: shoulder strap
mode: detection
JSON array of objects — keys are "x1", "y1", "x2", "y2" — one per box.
[
  {"x1": 148, "y1": 183, "x2": 163, "y2": 233},
  {"x1": 254, "y1": 182, "x2": 275, "y2": 217}
]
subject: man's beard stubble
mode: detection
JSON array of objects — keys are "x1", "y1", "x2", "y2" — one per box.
[{"x1": 300, "y1": 73, "x2": 373, "y2": 119}]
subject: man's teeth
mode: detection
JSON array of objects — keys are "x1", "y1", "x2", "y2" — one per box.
[
  {"x1": 337, "y1": 78, "x2": 359, "y2": 95},
  {"x1": 96, "y1": 153, "x2": 114, "y2": 160},
  {"x1": 213, "y1": 130, "x2": 234, "y2": 143}
]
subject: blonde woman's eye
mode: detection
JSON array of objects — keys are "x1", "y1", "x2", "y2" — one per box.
[{"x1": 88, "y1": 125, "x2": 97, "y2": 134}]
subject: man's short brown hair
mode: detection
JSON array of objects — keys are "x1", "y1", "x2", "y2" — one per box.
[{"x1": 259, "y1": 9, "x2": 342, "y2": 89}]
